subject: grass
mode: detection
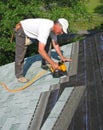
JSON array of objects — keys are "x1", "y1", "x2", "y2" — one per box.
[
  {"x1": 70, "y1": 0, "x2": 103, "y2": 32},
  {"x1": 86, "y1": 0, "x2": 102, "y2": 13}
]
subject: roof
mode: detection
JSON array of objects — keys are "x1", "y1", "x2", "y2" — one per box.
[
  {"x1": 0, "y1": 43, "x2": 78, "y2": 130},
  {"x1": 0, "y1": 31, "x2": 103, "y2": 130}
]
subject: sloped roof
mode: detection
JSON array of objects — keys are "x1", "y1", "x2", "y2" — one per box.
[
  {"x1": 0, "y1": 43, "x2": 75, "y2": 130},
  {"x1": 1, "y1": 31, "x2": 103, "y2": 130}
]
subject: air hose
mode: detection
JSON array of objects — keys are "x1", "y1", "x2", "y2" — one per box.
[
  {"x1": 0, "y1": 70, "x2": 46, "y2": 93},
  {"x1": 0, "y1": 62, "x2": 67, "y2": 93}
]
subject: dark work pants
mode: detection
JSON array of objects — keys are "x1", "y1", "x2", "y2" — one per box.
[
  {"x1": 15, "y1": 28, "x2": 51, "y2": 78},
  {"x1": 15, "y1": 28, "x2": 27, "y2": 78}
]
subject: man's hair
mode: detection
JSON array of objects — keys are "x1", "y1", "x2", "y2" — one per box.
[{"x1": 54, "y1": 20, "x2": 60, "y2": 24}]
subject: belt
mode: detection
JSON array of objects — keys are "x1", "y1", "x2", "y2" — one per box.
[{"x1": 15, "y1": 23, "x2": 22, "y2": 32}]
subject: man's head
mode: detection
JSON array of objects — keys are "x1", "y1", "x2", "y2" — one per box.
[
  {"x1": 58, "y1": 18, "x2": 69, "y2": 34},
  {"x1": 52, "y1": 18, "x2": 69, "y2": 35}
]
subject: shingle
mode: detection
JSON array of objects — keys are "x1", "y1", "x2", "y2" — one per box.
[
  {"x1": 40, "y1": 87, "x2": 74, "y2": 130},
  {"x1": 40, "y1": 118, "x2": 57, "y2": 130}
]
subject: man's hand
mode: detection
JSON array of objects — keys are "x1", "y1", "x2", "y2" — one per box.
[
  {"x1": 61, "y1": 56, "x2": 72, "y2": 62},
  {"x1": 52, "y1": 41, "x2": 72, "y2": 63},
  {"x1": 51, "y1": 61, "x2": 60, "y2": 70}
]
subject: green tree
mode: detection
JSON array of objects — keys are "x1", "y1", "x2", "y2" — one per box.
[{"x1": 0, "y1": 0, "x2": 89, "y2": 65}]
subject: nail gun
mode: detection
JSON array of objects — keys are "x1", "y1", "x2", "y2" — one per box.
[{"x1": 49, "y1": 61, "x2": 67, "y2": 78}]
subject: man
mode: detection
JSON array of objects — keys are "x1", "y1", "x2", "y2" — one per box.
[{"x1": 15, "y1": 18, "x2": 71, "y2": 83}]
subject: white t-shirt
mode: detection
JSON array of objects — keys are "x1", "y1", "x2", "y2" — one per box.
[{"x1": 20, "y1": 18, "x2": 54, "y2": 44}]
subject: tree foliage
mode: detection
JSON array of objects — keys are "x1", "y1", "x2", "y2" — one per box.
[{"x1": 0, "y1": 0, "x2": 89, "y2": 65}]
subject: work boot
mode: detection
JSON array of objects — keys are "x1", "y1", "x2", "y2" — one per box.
[{"x1": 17, "y1": 77, "x2": 29, "y2": 83}]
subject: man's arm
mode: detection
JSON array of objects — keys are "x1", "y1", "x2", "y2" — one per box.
[
  {"x1": 38, "y1": 42, "x2": 60, "y2": 70},
  {"x1": 52, "y1": 40, "x2": 72, "y2": 62}
]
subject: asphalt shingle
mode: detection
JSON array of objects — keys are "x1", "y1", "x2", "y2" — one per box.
[{"x1": 40, "y1": 87, "x2": 74, "y2": 130}]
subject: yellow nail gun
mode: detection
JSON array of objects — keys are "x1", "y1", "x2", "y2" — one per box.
[{"x1": 49, "y1": 61, "x2": 67, "y2": 78}]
